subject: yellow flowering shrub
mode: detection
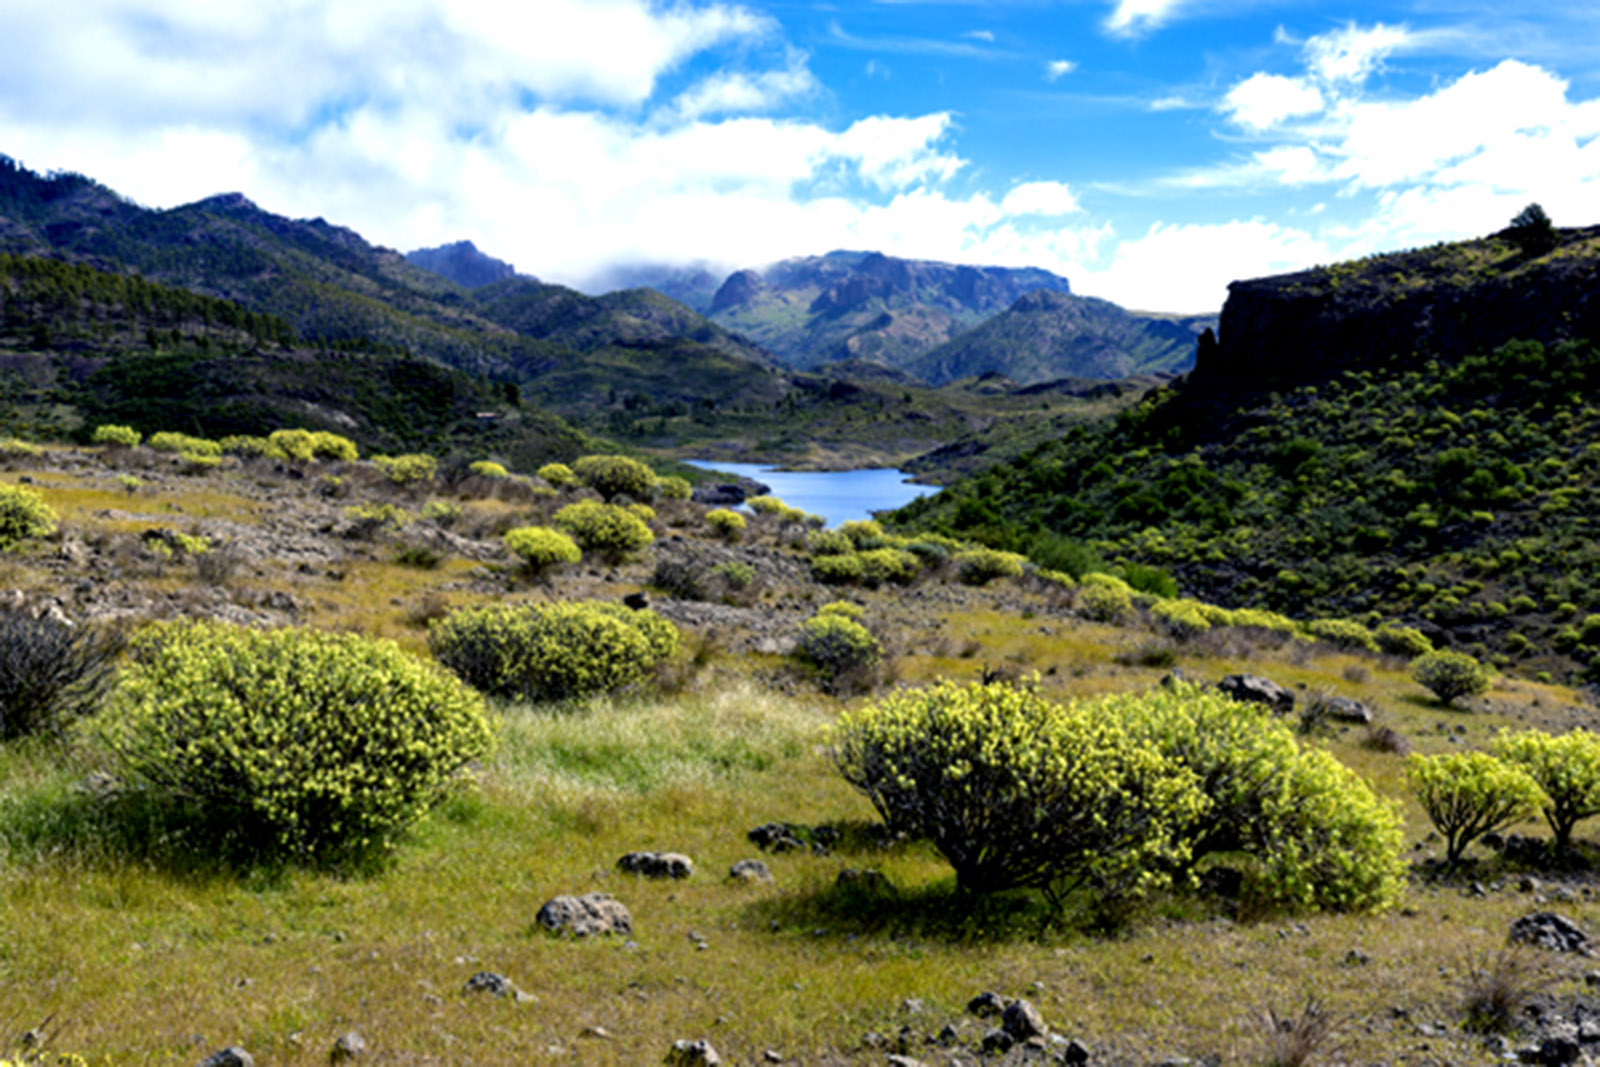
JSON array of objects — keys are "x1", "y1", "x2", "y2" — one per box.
[
  {"x1": 656, "y1": 475, "x2": 692, "y2": 501},
  {"x1": 429, "y1": 600, "x2": 678, "y2": 704},
  {"x1": 372, "y1": 452, "x2": 438, "y2": 485},
  {"x1": 553, "y1": 500, "x2": 654, "y2": 563},
  {"x1": 102, "y1": 621, "x2": 495, "y2": 861},
  {"x1": 503, "y1": 525, "x2": 581, "y2": 578},
  {"x1": 0, "y1": 483, "x2": 56, "y2": 550},
  {"x1": 147, "y1": 431, "x2": 220, "y2": 456},
  {"x1": 91, "y1": 423, "x2": 141, "y2": 447},
  {"x1": 1149, "y1": 598, "x2": 1212, "y2": 641},
  {"x1": 953, "y1": 548, "x2": 1025, "y2": 586},
  {"x1": 537, "y1": 461, "x2": 579, "y2": 488},
  {"x1": 1491, "y1": 728, "x2": 1600, "y2": 853},
  {"x1": 797, "y1": 613, "x2": 881, "y2": 677},
  {"x1": 469, "y1": 460, "x2": 509, "y2": 478},
  {"x1": 573, "y1": 453, "x2": 657, "y2": 500},
  {"x1": 858, "y1": 547, "x2": 922, "y2": 586},
  {"x1": 1412, "y1": 649, "x2": 1492, "y2": 705},
  {"x1": 704, "y1": 508, "x2": 745, "y2": 542},
  {"x1": 1408, "y1": 751, "x2": 1544, "y2": 864},
  {"x1": 1077, "y1": 572, "x2": 1134, "y2": 621}
]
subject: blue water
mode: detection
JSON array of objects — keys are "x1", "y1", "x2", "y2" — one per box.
[{"x1": 685, "y1": 461, "x2": 935, "y2": 528}]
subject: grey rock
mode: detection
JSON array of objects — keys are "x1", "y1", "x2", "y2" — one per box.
[
  {"x1": 1001, "y1": 998, "x2": 1046, "y2": 1041},
  {"x1": 729, "y1": 859, "x2": 774, "y2": 883},
  {"x1": 664, "y1": 1038, "x2": 722, "y2": 1066},
  {"x1": 1218, "y1": 673, "x2": 1295, "y2": 714},
  {"x1": 1062, "y1": 1038, "x2": 1091, "y2": 1064},
  {"x1": 967, "y1": 991, "x2": 1007, "y2": 1018},
  {"x1": 464, "y1": 971, "x2": 517, "y2": 997},
  {"x1": 1322, "y1": 695, "x2": 1375, "y2": 724},
  {"x1": 748, "y1": 822, "x2": 806, "y2": 852},
  {"x1": 886, "y1": 1056, "x2": 927, "y2": 1067},
  {"x1": 330, "y1": 1030, "x2": 367, "y2": 1061},
  {"x1": 1533, "y1": 1036, "x2": 1581, "y2": 1065},
  {"x1": 981, "y1": 1028, "x2": 1014, "y2": 1054},
  {"x1": 537, "y1": 892, "x2": 633, "y2": 937},
  {"x1": 618, "y1": 851, "x2": 695, "y2": 879},
  {"x1": 199, "y1": 1050, "x2": 254, "y2": 1067},
  {"x1": 1510, "y1": 912, "x2": 1590, "y2": 954}
]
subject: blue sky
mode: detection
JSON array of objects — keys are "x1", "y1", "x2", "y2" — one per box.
[{"x1": 3, "y1": 1, "x2": 1600, "y2": 312}]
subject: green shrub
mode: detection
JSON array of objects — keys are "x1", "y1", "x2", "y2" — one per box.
[
  {"x1": 1407, "y1": 751, "x2": 1544, "y2": 864},
  {"x1": 1112, "y1": 682, "x2": 1404, "y2": 912},
  {"x1": 1120, "y1": 561, "x2": 1179, "y2": 598},
  {"x1": 553, "y1": 501, "x2": 654, "y2": 563},
  {"x1": 1412, "y1": 649, "x2": 1492, "y2": 705},
  {"x1": 953, "y1": 548, "x2": 1025, "y2": 586},
  {"x1": 1227, "y1": 608, "x2": 1300, "y2": 634},
  {"x1": 267, "y1": 429, "x2": 318, "y2": 462},
  {"x1": 626, "y1": 503, "x2": 656, "y2": 523},
  {"x1": 811, "y1": 553, "x2": 865, "y2": 585},
  {"x1": 344, "y1": 502, "x2": 407, "y2": 536},
  {"x1": 373, "y1": 453, "x2": 438, "y2": 485},
  {"x1": 429, "y1": 601, "x2": 675, "y2": 703},
  {"x1": 1078, "y1": 573, "x2": 1134, "y2": 622},
  {"x1": 537, "y1": 462, "x2": 579, "y2": 489},
  {"x1": 832, "y1": 679, "x2": 1200, "y2": 901},
  {"x1": 807, "y1": 529, "x2": 854, "y2": 556},
  {"x1": 503, "y1": 526, "x2": 581, "y2": 579},
  {"x1": 178, "y1": 451, "x2": 221, "y2": 472},
  {"x1": 1491, "y1": 729, "x2": 1600, "y2": 852},
  {"x1": 420, "y1": 499, "x2": 461, "y2": 526},
  {"x1": 116, "y1": 474, "x2": 142, "y2": 495},
  {"x1": 704, "y1": 508, "x2": 746, "y2": 542},
  {"x1": 147, "y1": 432, "x2": 220, "y2": 457},
  {"x1": 573, "y1": 454, "x2": 656, "y2": 501},
  {"x1": 858, "y1": 547, "x2": 922, "y2": 586},
  {"x1": 816, "y1": 600, "x2": 865, "y2": 621},
  {"x1": 1375, "y1": 624, "x2": 1433, "y2": 658},
  {"x1": 310, "y1": 431, "x2": 359, "y2": 461},
  {"x1": 220, "y1": 434, "x2": 277, "y2": 459},
  {"x1": 1304, "y1": 618, "x2": 1380, "y2": 652},
  {"x1": 839, "y1": 519, "x2": 885, "y2": 548},
  {"x1": 0, "y1": 612, "x2": 122, "y2": 741},
  {"x1": 469, "y1": 460, "x2": 508, "y2": 479},
  {"x1": 711, "y1": 560, "x2": 755, "y2": 589},
  {"x1": 656, "y1": 475, "x2": 692, "y2": 501},
  {"x1": 1150, "y1": 598, "x2": 1212, "y2": 641},
  {"x1": 797, "y1": 613, "x2": 882, "y2": 687},
  {"x1": 0, "y1": 483, "x2": 57, "y2": 550},
  {"x1": 1580, "y1": 615, "x2": 1600, "y2": 647},
  {"x1": 746, "y1": 495, "x2": 786, "y2": 515},
  {"x1": 103, "y1": 620, "x2": 494, "y2": 861},
  {"x1": 91, "y1": 424, "x2": 140, "y2": 448}
]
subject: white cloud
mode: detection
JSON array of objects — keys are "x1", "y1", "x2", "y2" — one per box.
[
  {"x1": 1222, "y1": 73, "x2": 1325, "y2": 130},
  {"x1": 1303, "y1": 22, "x2": 1412, "y2": 85},
  {"x1": 1000, "y1": 181, "x2": 1081, "y2": 217},
  {"x1": 1046, "y1": 60, "x2": 1076, "y2": 82},
  {"x1": 964, "y1": 30, "x2": 995, "y2": 43},
  {"x1": 669, "y1": 49, "x2": 817, "y2": 121},
  {"x1": 1075, "y1": 220, "x2": 1329, "y2": 313},
  {"x1": 1105, "y1": 0, "x2": 1187, "y2": 36}
]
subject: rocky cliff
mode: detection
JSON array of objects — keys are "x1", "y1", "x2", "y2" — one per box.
[{"x1": 1195, "y1": 225, "x2": 1600, "y2": 388}]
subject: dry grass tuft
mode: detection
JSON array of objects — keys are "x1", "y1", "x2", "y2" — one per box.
[
  {"x1": 1253, "y1": 997, "x2": 1344, "y2": 1066},
  {"x1": 1459, "y1": 947, "x2": 1549, "y2": 1035}
]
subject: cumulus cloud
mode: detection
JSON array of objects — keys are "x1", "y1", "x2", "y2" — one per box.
[
  {"x1": 669, "y1": 48, "x2": 817, "y2": 121},
  {"x1": 1221, "y1": 74, "x2": 1326, "y2": 131},
  {"x1": 1000, "y1": 181, "x2": 1081, "y2": 217},
  {"x1": 1046, "y1": 60, "x2": 1076, "y2": 81},
  {"x1": 1076, "y1": 220, "x2": 1328, "y2": 313},
  {"x1": 1304, "y1": 22, "x2": 1412, "y2": 85}
]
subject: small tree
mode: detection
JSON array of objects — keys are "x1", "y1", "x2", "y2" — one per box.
[
  {"x1": 1492, "y1": 728, "x2": 1600, "y2": 853},
  {"x1": 1412, "y1": 649, "x2": 1492, "y2": 705},
  {"x1": 1505, "y1": 203, "x2": 1557, "y2": 256},
  {"x1": 1407, "y1": 751, "x2": 1544, "y2": 865}
]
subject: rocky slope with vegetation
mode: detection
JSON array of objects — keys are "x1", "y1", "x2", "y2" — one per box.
[{"x1": 894, "y1": 214, "x2": 1600, "y2": 683}]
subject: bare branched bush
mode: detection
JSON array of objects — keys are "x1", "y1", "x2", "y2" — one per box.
[
  {"x1": 0, "y1": 611, "x2": 123, "y2": 741},
  {"x1": 1253, "y1": 997, "x2": 1344, "y2": 1067},
  {"x1": 1460, "y1": 948, "x2": 1548, "y2": 1035}
]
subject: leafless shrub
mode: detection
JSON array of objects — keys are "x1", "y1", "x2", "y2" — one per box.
[
  {"x1": 1460, "y1": 948, "x2": 1549, "y2": 1035},
  {"x1": 1253, "y1": 997, "x2": 1345, "y2": 1067}
]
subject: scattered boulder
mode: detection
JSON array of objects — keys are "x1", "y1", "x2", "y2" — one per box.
[
  {"x1": 1062, "y1": 1038, "x2": 1092, "y2": 1064},
  {"x1": 1001, "y1": 999, "x2": 1046, "y2": 1041},
  {"x1": 967, "y1": 991, "x2": 1007, "y2": 1018},
  {"x1": 464, "y1": 971, "x2": 518, "y2": 997},
  {"x1": 1529, "y1": 1036, "x2": 1581, "y2": 1065},
  {"x1": 728, "y1": 859, "x2": 773, "y2": 884},
  {"x1": 1218, "y1": 674, "x2": 1295, "y2": 714},
  {"x1": 329, "y1": 1030, "x2": 367, "y2": 1062},
  {"x1": 748, "y1": 822, "x2": 806, "y2": 852},
  {"x1": 199, "y1": 1049, "x2": 254, "y2": 1067},
  {"x1": 617, "y1": 852, "x2": 695, "y2": 880},
  {"x1": 1510, "y1": 912, "x2": 1590, "y2": 954},
  {"x1": 537, "y1": 893, "x2": 634, "y2": 937},
  {"x1": 664, "y1": 1038, "x2": 722, "y2": 1065},
  {"x1": 981, "y1": 1028, "x2": 1014, "y2": 1054},
  {"x1": 1321, "y1": 695, "x2": 1375, "y2": 724}
]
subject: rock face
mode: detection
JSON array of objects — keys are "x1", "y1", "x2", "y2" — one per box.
[
  {"x1": 1218, "y1": 674, "x2": 1296, "y2": 714},
  {"x1": 1194, "y1": 224, "x2": 1600, "y2": 391},
  {"x1": 617, "y1": 851, "x2": 694, "y2": 879},
  {"x1": 664, "y1": 1038, "x2": 722, "y2": 1065},
  {"x1": 536, "y1": 893, "x2": 634, "y2": 937},
  {"x1": 405, "y1": 240, "x2": 518, "y2": 289},
  {"x1": 1511, "y1": 912, "x2": 1591, "y2": 954}
]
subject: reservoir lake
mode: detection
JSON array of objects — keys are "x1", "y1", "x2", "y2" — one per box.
[{"x1": 684, "y1": 461, "x2": 935, "y2": 528}]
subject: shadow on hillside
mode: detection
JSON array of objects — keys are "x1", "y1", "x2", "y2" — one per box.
[{"x1": 744, "y1": 875, "x2": 1067, "y2": 945}]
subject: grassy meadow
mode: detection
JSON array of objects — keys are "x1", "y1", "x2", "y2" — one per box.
[{"x1": 0, "y1": 446, "x2": 1595, "y2": 1065}]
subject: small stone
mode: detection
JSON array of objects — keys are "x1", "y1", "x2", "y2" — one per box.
[
  {"x1": 1001, "y1": 999, "x2": 1046, "y2": 1041},
  {"x1": 329, "y1": 1031, "x2": 367, "y2": 1062},
  {"x1": 199, "y1": 1049, "x2": 254, "y2": 1067},
  {"x1": 618, "y1": 851, "x2": 695, "y2": 879},
  {"x1": 967, "y1": 991, "x2": 1007, "y2": 1018},
  {"x1": 1344, "y1": 949, "x2": 1372, "y2": 966},
  {"x1": 900, "y1": 997, "x2": 924, "y2": 1015},
  {"x1": 762, "y1": 1051, "x2": 784, "y2": 1064},
  {"x1": 464, "y1": 971, "x2": 517, "y2": 997},
  {"x1": 663, "y1": 1038, "x2": 722, "y2": 1066},
  {"x1": 861, "y1": 1031, "x2": 886, "y2": 1049},
  {"x1": 981, "y1": 1028, "x2": 1014, "y2": 1054},
  {"x1": 1509, "y1": 912, "x2": 1590, "y2": 954},
  {"x1": 1062, "y1": 1038, "x2": 1091, "y2": 1065},
  {"x1": 579, "y1": 1026, "x2": 614, "y2": 1040},
  {"x1": 935, "y1": 1024, "x2": 962, "y2": 1045},
  {"x1": 886, "y1": 1056, "x2": 926, "y2": 1067},
  {"x1": 729, "y1": 859, "x2": 773, "y2": 884}
]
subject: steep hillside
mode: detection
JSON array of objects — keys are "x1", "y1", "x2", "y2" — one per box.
[
  {"x1": 0, "y1": 253, "x2": 593, "y2": 464},
  {"x1": 906, "y1": 289, "x2": 1206, "y2": 386},
  {"x1": 894, "y1": 224, "x2": 1600, "y2": 680},
  {"x1": 705, "y1": 250, "x2": 1076, "y2": 371}
]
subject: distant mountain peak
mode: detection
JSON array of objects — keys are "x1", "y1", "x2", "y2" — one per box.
[
  {"x1": 406, "y1": 240, "x2": 519, "y2": 289},
  {"x1": 196, "y1": 192, "x2": 259, "y2": 212}
]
